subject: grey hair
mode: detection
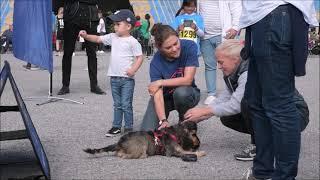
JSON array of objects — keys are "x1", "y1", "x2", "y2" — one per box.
[{"x1": 215, "y1": 39, "x2": 244, "y2": 59}]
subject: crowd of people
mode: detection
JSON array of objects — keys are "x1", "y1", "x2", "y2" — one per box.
[{"x1": 1, "y1": 0, "x2": 319, "y2": 179}]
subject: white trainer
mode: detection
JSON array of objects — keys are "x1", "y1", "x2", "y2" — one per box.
[{"x1": 204, "y1": 95, "x2": 216, "y2": 105}]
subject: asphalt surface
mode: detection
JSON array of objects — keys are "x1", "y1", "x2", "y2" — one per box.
[{"x1": 0, "y1": 52, "x2": 319, "y2": 179}]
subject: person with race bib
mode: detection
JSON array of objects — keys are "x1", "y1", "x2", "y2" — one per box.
[{"x1": 171, "y1": 0, "x2": 204, "y2": 55}]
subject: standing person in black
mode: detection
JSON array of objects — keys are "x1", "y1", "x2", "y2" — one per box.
[
  {"x1": 55, "y1": 7, "x2": 64, "y2": 56},
  {"x1": 54, "y1": 0, "x2": 105, "y2": 95}
]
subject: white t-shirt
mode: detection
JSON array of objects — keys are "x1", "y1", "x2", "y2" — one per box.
[
  {"x1": 199, "y1": 0, "x2": 221, "y2": 38},
  {"x1": 100, "y1": 33, "x2": 142, "y2": 78},
  {"x1": 239, "y1": 0, "x2": 319, "y2": 28}
]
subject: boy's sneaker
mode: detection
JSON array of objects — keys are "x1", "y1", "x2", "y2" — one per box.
[
  {"x1": 123, "y1": 128, "x2": 133, "y2": 134},
  {"x1": 105, "y1": 127, "x2": 121, "y2": 137},
  {"x1": 234, "y1": 144, "x2": 256, "y2": 161}
]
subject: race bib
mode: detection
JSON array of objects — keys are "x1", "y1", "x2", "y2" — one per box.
[{"x1": 179, "y1": 27, "x2": 197, "y2": 43}]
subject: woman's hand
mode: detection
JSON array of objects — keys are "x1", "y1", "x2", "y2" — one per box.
[
  {"x1": 184, "y1": 107, "x2": 214, "y2": 123},
  {"x1": 148, "y1": 80, "x2": 162, "y2": 96},
  {"x1": 158, "y1": 121, "x2": 170, "y2": 130}
]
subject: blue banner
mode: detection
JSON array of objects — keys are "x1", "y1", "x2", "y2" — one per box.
[{"x1": 13, "y1": 0, "x2": 53, "y2": 73}]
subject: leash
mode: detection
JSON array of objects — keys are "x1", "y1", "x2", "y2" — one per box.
[{"x1": 153, "y1": 130, "x2": 179, "y2": 155}]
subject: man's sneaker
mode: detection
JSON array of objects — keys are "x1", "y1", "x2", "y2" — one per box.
[
  {"x1": 235, "y1": 144, "x2": 256, "y2": 161},
  {"x1": 105, "y1": 127, "x2": 121, "y2": 137},
  {"x1": 30, "y1": 65, "x2": 41, "y2": 71},
  {"x1": 91, "y1": 86, "x2": 106, "y2": 95},
  {"x1": 204, "y1": 95, "x2": 216, "y2": 105},
  {"x1": 242, "y1": 167, "x2": 256, "y2": 180},
  {"x1": 22, "y1": 64, "x2": 31, "y2": 70},
  {"x1": 57, "y1": 86, "x2": 70, "y2": 95},
  {"x1": 123, "y1": 128, "x2": 133, "y2": 134},
  {"x1": 242, "y1": 167, "x2": 271, "y2": 180}
]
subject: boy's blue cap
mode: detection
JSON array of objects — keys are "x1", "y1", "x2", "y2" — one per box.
[{"x1": 108, "y1": 9, "x2": 136, "y2": 26}]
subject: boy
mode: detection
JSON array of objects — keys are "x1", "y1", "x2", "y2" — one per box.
[{"x1": 79, "y1": 9, "x2": 143, "y2": 136}]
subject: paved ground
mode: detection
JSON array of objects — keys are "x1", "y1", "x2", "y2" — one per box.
[{"x1": 0, "y1": 52, "x2": 319, "y2": 179}]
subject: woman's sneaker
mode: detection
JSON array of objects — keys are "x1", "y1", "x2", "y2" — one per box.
[
  {"x1": 234, "y1": 144, "x2": 256, "y2": 161},
  {"x1": 105, "y1": 127, "x2": 121, "y2": 137}
]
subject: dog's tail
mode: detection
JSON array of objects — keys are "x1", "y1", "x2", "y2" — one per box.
[{"x1": 83, "y1": 144, "x2": 117, "y2": 154}]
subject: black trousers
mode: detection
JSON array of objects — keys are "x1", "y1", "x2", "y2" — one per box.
[
  {"x1": 62, "y1": 21, "x2": 98, "y2": 88},
  {"x1": 220, "y1": 114, "x2": 255, "y2": 144},
  {"x1": 220, "y1": 98, "x2": 255, "y2": 144}
]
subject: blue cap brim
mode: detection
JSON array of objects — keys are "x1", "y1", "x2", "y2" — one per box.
[{"x1": 108, "y1": 14, "x2": 122, "y2": 22}]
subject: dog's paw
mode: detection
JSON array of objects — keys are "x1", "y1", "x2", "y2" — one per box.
[{"x1": 195, "y1": 151, "x2": 206, "y2": 157}]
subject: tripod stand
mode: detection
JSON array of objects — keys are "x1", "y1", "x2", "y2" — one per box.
[{"x1": 25, "y1": 73, "x2": 83, "y2": 106}]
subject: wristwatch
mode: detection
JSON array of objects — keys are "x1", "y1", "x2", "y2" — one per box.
[{"x1": 159, "y1": 118, "x2": 168, "y2": 125}]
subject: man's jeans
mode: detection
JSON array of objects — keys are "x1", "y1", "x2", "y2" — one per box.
[
  {"x1": 200, "y1": 35, "x2": 221, "y2": 96},
  {"x1": 141, "y1": 86, "x2": 200, "y2": 131},
  {"x1": 110, "y1": 77, "x2": 135, "y2": 129},
  {"x1": 245, "y1": 5, "x2": 301, "y2": 180}
]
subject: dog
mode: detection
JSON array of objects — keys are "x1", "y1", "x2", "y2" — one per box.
[{"x1": 83, "y1": 121, "x2": 205, "y2": 161}]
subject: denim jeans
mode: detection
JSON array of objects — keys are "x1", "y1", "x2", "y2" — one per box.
[
  {"x1": 200, "y1": 35, "x2": 221, "y2": 96},
  {"x1": 245, "y1": 5, "x2": 301, "y2": 180},
  {"x1": 110, "y1": 77, "x2": 135, "y2": 129},
  {"x1": 140, "y1": 86, "x2": 200, "y2": 131}
]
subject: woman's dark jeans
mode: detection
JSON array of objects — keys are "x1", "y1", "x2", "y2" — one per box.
[{"x1": 141, "y1": 86, "x2": 200, "y2": 131}]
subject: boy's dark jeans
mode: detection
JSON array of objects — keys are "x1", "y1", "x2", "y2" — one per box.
[
  {"x1": 245, "y1": 5, "x2": 302, "y2": 180},
  {"x1": 141, "y1": 86, "x2": 200, "y2": 131}
]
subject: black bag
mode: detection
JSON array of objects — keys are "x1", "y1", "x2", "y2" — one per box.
[
  {"x1": 294, "y1": 89, "x2": 310, "y2": 132},
  {"x1": 241, "y1": 89, "x2": 309, "y2": 132}
]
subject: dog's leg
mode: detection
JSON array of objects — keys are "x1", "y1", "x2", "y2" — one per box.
[
  {"x1": 139, "y1": 153, "x2": 148, "y2": 159},
  {"x1": 172, "y1": 145, "x2": 206, "y2": 157},
  {"x1": 116, "y1": 150, "x2": 124, "y2": 158}
]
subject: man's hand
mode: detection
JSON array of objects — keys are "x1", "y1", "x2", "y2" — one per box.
[
  {"x1": 78, "y1": 30, "x2": 87, "y2": 38},
  {"x1": 224, "y1": 28, "x2": 238, "y2": 39},
  {"x1": 126, "y1": 68, "x2": 135, "y2": 77},
  {"x1": 148, "y1": 80, "x2": 162, "y2": 96},
  {"x1": 184, "y1": 107, "x2": 213, "y2": 123}
]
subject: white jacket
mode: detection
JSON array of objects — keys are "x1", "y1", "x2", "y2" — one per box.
[{"x1": 199, "y1": 0, "x2": 242, "y2": 40}]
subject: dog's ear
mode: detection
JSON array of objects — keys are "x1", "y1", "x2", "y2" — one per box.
[{"x1": 182, "y1": 121, "x2": 197, "y2": 131}]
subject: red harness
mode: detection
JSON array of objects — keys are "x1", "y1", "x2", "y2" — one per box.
[{"x1": 153, "y1": 130, "x2": 179, "y2": 155}]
